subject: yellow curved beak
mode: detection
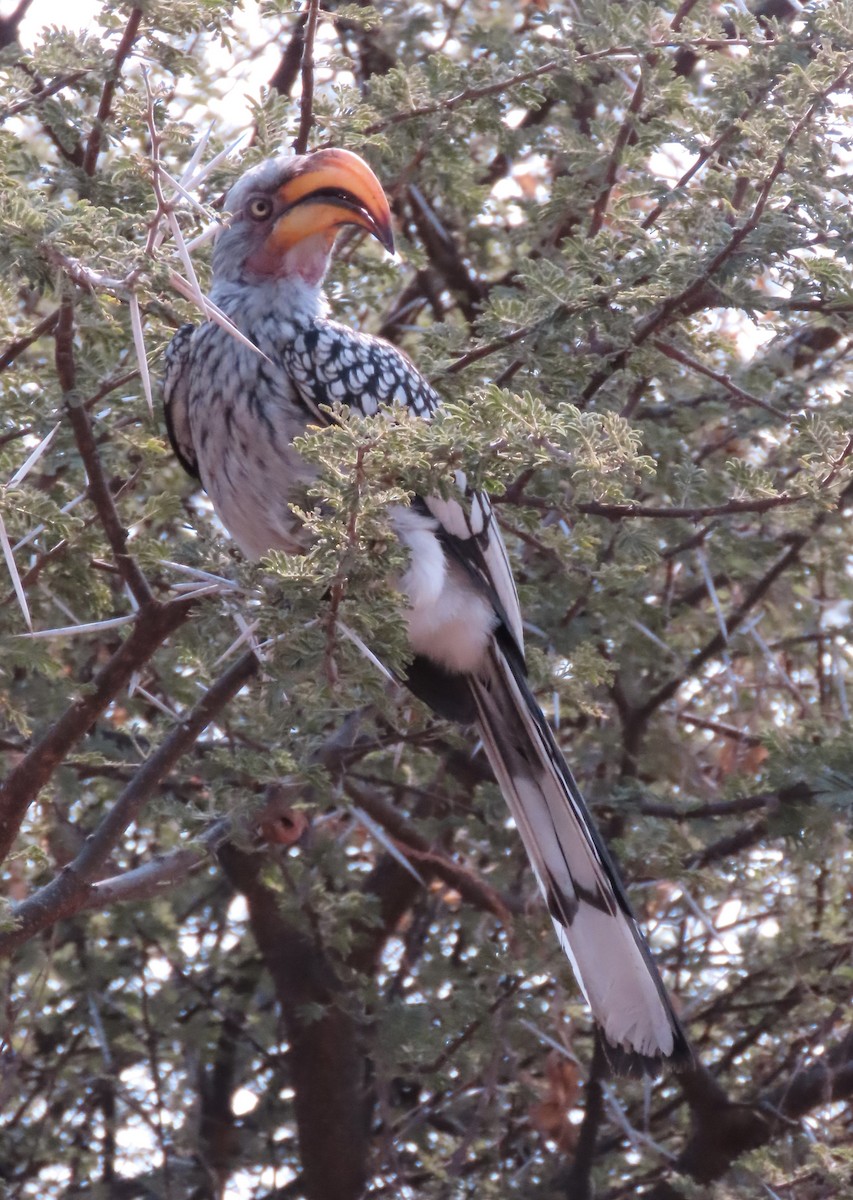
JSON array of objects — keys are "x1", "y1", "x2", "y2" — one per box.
[{"x1": 268, "y1": 148, "x2": 394, "y2": 255}]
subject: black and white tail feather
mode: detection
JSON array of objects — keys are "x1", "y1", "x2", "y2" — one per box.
[{"x1": 470, "y1": 637, "x2": 688, "y2": 1074}]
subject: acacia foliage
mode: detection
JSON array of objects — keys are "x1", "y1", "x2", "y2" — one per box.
[{"x1": 0, "y1": 1, "x2": 852, "y2": 1197}]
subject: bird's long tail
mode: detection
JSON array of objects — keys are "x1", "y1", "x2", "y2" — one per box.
[{"x1": 470, "y1": 639, "x2": 689, "y2": 1073}]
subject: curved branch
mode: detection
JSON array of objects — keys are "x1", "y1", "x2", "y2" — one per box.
[
  {"x1": 0, "y1": 598, "x2": 196, "y2": 866},
  {"x1": 0, "y1": 649, "x2": 257, "y2": 953}
]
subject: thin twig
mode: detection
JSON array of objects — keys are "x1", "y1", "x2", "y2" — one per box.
[
  {"x1": 344, "y1": 779, "x2": 518, "y2": 926},
  {"x1": 819, "y1": 434, "x2": 853, "y2": 488},
  {"x1": 440, "y1": 323, "x2": 534, "y2": 376},
  {"x1": 0, "y1": 598, "x2": 196, "y2": 865},
  {"x1": 494, "y1": 489, "x2": 807, "y2": 520},
  {"x1": 293, "y1": 0, "x2": 321, "y2": 154},
  {"x1": 0, "y1": 70, "x2": 88, "y2": 119},
  {"x1": 55, "y1": 299, "x2": 154, "y2": 607},
  {"x1": 364, "y1": 41, "x2": 762, "y2": 135},
  {"x1": 653, "y1": 338, "x2": 787, "y2": 418},
  {"x1": 587, "y1": 72, "x2": 645, "y2": 239},
  {"x1": 365, "y1": 59, "x2": 561, "y2": 135},
  {"x1": 0, "y1": 310, "x2": 59, "y2": 372},
  {"x1": 82, "y1": 7, "x2": 143, "y2": 176},
  {"x1": 0, "y1": 650, "x2": 259, "y2": 953}
]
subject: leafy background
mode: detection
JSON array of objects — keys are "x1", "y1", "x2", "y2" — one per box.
[{"x1": 0, "y1": 1, "x2": 852, "y2": 1197}]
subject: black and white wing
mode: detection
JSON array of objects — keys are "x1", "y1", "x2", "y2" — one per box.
[
  {"x1": 285, "y1": 319, "x2": 438, "y2": 419},
  {"x1": 163, "y1": 323, "x2": 200, "y2": 480}
]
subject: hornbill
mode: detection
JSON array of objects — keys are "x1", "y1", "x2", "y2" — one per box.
[{"x1": 163, "y1": 148, "x2": 689, "y2": 1073}]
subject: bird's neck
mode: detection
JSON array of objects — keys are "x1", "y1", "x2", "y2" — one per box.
[{"x1": 210, "y1": 275, "x2": 329, "y2": 333}]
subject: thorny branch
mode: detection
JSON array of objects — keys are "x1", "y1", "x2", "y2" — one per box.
[
  {"x1": 586, "y1": 73, "x2": 645, "y2": 240},
  {"x1": 363, "y1": 40, "x2": 764, "y2": 135},
  {"x1": 0, "y1": 597, "x2": 196, "y2": 865},
  {"x1": 293, "y1": 0, "x2": 321, "y2": 155},
  {"x1": 581, "y1": 63, "x2": 852, "y2": 403},
  {"x1": 344, "y1": 778, "x2": 518, "y2": 928},
  {"x1": 0, "y1": 649, "x2": 258, "y2": 953},
  {"x1": 82, "y1": 6, "x2": 143, "y2": 177},
  {"x1": 55, "y1": 298, "x2": 154, "y2": 608}
]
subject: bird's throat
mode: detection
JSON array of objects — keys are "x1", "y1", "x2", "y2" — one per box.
[{"x1": 245, "y1": 230, "x2": 335, "y2": 287}]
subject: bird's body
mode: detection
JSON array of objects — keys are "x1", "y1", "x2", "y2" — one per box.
[{"x1": 164, "y1": 149, "x2": 689, "y2": 1072}]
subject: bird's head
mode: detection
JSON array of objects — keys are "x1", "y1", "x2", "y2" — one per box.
[{"x1": 212, "y1": 148, "x2": 395, "y2": 289}]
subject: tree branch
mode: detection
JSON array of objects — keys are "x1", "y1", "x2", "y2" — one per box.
[
  {"x1": 631, "y1": 521, "x2": 820, "y2": 736},
  {"x1": 293, "y1": 0, "x2": 320, "y2": 155},
  {"x1": 82, "y1": 6, "x2": 143, "y2": 176},
  {"x1": 55, "y1": 298, "x2": 153, "y2": 607},
  {"x1": 651, "y1": 1027, "x2": 853, "y2": 1192},
  {"x1": 587, "y1": 72, "x2": 644, "y2": 239},
  {"x1": 269, "y1": 10, "x2": 309, "y2": 97},
  {"x1": 652, "y1": 337, "x2": 787, "y2": 419},
  {"x1": 344, "y1": 778, "x2": 518, "y2": 928},
  {"x1": 0, "y1": 649, "x2": 257, "y2": 952},
  {"x1": 218, "y1": 843, "x2": 371, "y2": 1200},
  {"x1": 0, "y1": 0, "x2": 33, "y2": 50},
  {"x1": 0, "y1": 599, "x2": 196, "y2": 866},
  {"x1": 558, "y1": 1039, "x2": 608, "y2": 1200}
]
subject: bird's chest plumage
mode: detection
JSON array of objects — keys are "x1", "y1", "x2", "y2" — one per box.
[{"x1": 185, "y1": 320, "x2": 316, "y2": 559}]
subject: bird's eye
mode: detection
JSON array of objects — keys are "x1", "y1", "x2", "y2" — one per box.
[{"x1": 247, "y1": 196, "x2": 273, "y2": 221}]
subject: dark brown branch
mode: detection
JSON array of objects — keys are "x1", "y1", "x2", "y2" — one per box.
[
  {"x1": 0, "y1": 70, "x2": 88, "y2": 119},
  {"x1": 676, "y1": 712, "x2": 764, "y2": 746},
  {"x1": 82, "y1": 6, "x2": 143, "y2": 176},
  {"x1": 293, "y1": 0, "x2": 321, "y2": 154},
  {"x1": 0, "y1": 538, "x2": 69, "y2": 609},
  {"x1": 344, "y1": 779, "x2": 517, "y2": 927},
  {"x1": 653, "y1": 337, "x2": 787, "y2": 418},
  {"x1": 363, "y1": 41, "x2": 762, "y2": 136},
  {"x1": 198, "y1": 960, "x2": 263, "y2": 1183},
  {"x1": 440, "y1": 323, "x2": 534, "y2": 376},
  {"x1": 0, "y1": 598, "x2": 195, "y2": 868},
  {"x1": 9, "y1": 57, "x2": 86, "y2": 166},
  {"x1": 219, "y1": 843, "x2": 370, "y2": 1200},
  {"x1": 653, "y1": 1027, "x2": 853, "y2": 1192},
  {"x1": 345, "y1": 776, "x2": 441, "y2": 978},
  {"x1": 587, "y1": 72, "x2": 644, "y2": 239},
  {"x1": 406, "y1": 185, "x2": 485, "y2": 320},
  {"x1": 670, "y1": 0, "x2": 703, "y2": 31},
  {"x1": 365, "y1": 59, "x2": 561, "y2": 134},
  {"x1": 558, "y1": 1038, "x2": 608, "y2": 1200},
  {"x1": 639, "y1": 790, "x2": 777, "y2": 820},
  {"x1": 0, "y1": 309, "x2": 59, "y2": 372},
  {"x1": 0, "y1": 0, "x2": 32, "y2": 49},
  {"x1": 55, "y1": 299, "x2": 153, "y2": 607},
  {"x1": 269, "y1": 10, "x2": 309, "y2": 96},
  {"x1": 573, "y1": 493, "x2": 806, "y2": 520},
  {"x1": 0, "y1": 649, "x2": 257, "y2": 952},
  {"x1": 684, "y1": 814, "x2": 771, "y2": 869}
]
